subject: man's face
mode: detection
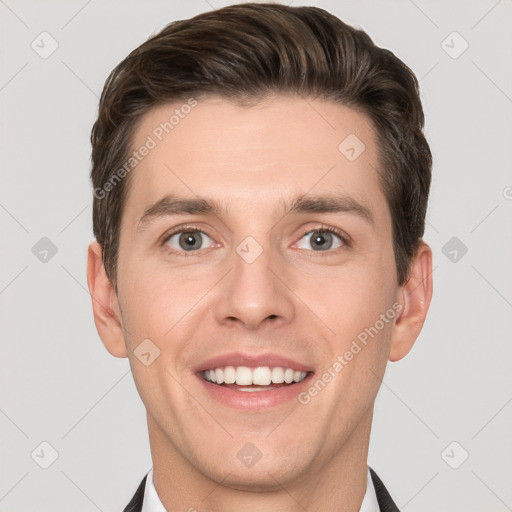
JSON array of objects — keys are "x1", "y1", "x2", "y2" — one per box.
[{"x1": 114, "y1": 96, "x2": 403, "y2": 487}]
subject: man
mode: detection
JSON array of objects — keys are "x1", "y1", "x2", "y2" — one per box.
[{"x1": 87, "y1": 3, "x2": 433, "y2": 511}]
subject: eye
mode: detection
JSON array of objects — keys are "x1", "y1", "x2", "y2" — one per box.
[
  {"x1": 163, "y1": 229, "x2": 215, "y2": 253},
  {"x1": 295, "y1": 227, "x2": 347, "y2": 252},
  {"x1": 161, "y1": 225, "x2": 349, "y2": 256}
]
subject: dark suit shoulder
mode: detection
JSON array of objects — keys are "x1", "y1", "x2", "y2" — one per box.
[
  {"x1": 123, "y1": 474, "x2": 147, "y2": 512},
  {"x1": 369, "y1": 467, "x2": 400, "y2": 512}
]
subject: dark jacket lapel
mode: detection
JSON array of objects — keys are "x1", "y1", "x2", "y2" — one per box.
[
  {"x1": 369, "y1": 467, "x2": 400, "y2": 512},
  {"x1": 123, "y1": 475, "x2": 147, "y2": 512}
]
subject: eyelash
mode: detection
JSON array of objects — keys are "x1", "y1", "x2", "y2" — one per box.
[{"x1": 161, "y1": 223, "x2": 351, "y2": 257}]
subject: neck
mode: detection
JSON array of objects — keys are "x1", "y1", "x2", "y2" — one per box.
[{"x1": 148, "y1": 408, "x2": 373, "y2": 512}]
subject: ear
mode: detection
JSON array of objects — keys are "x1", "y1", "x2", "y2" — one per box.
[
  {"x1": 87, "y1": 241, "x2": 127, "y2": 358},
  {"x1": 389, "y1": 241, "x2": 433, "y2": 362}
]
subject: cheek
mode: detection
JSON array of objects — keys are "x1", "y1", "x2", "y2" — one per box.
[
  {"x1": 305, "y1": 272, "x2": 396, "y2": 411},
  {"x1": 307, "y1": 260, "x2": 395, "y2": 331},
  {"x1": 297, "y1": 254, "x2": 397, "y2": 384},
  {"x1": 117, "y1": 255, "x2": 215, "y2": 344}
]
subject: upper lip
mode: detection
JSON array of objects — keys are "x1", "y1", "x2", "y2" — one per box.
[{"x1": 193, "y1": 352, "x2": 314, "y2": 374}]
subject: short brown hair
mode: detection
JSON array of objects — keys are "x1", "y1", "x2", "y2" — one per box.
[{"x1": 90, "y1": 2, "x2": 432, "y2": 289}]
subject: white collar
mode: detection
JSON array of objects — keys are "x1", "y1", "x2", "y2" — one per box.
[
  {"x1": 141, "y1": 466, "x2": 379, "y2": 511},
  {"x1": 140, "y1": 467, "x2": 166, "y2": 512}
]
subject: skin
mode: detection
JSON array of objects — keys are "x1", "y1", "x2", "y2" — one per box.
[{"x1": 87, "y1": 95, "x2": 433, "y2": 512}]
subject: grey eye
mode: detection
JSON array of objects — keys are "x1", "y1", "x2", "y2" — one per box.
[
  {"x1": 296, "y1": 230, "x2": 344, "y2": 251},
  {"x1": 165, "y1": 231, "x2": 214, "y2": 252}
]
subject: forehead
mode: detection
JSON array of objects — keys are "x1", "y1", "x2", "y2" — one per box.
[{"x1": 124, "y1": 95, "x2": 387, "y2": 224}]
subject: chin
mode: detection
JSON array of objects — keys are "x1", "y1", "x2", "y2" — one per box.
[{"x1": 198, "y1": 448, "x2": 310, "y2": 491}]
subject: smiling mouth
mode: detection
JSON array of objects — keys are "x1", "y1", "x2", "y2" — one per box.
[{"x1": 200, "y1": 365, "x2": 310, "y2": 392}]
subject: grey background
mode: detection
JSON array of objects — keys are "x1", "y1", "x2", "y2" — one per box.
[{"x1": 1, "y1": 0, "x2": 511, "y2": 510}]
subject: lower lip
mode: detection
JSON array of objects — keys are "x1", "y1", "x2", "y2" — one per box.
[{"x1": 195, "y1": 373, "x2": 314, "y2": 410}]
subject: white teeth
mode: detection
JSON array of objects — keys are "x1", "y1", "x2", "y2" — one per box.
[
  {"x1": 238, "y1": 386, "x2": 275, "y2": 392},
  {"x1": 202, "y1": 366, "x2": 308, "y2": 385},
  {"x1": 223, "y1": 365, "x2": 236, "y2": 384},
  {"x1": 235, "y1": 366, "x2": 253, "y2": 385},
  {"x1": 271, "y1": 367, "x2": 285, "y2": 383},
  {"x1": 284, "y1": 368, "x2": 294, "y2": 384},
  {"x1": 253, "y1": 366, "x2": 272, "y2": 386}
]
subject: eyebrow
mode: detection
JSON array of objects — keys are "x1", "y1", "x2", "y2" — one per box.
[{"x1": 137, "y1": 192, "x2": 374, "y2": 232}]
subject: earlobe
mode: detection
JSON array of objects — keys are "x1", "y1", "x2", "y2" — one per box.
[
  {"x1": 86, "y1": 241, "x2": 128, "y2": 358},
  {"x1": 389, "y1": 241, "x2": 433, "y2": 362}
]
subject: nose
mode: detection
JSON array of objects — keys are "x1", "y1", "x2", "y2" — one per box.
[{"x1": 213, "y1": 240, "x2": 295, "y2": 331}]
